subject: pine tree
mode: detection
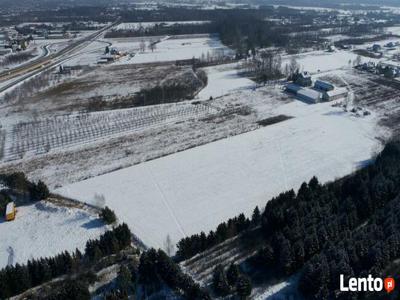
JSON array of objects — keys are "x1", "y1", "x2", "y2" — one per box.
[
  {"x1": 236, "y1": 275, "x2": 252, "y2": 300},
  {"x1": 259, "y1": 244, "x2": 275, "y2": 266},
  {"x1": 30, "y1": 180, "x2": 49, "y2": 200},
  {"x1": 226, "y1": 263, "x2": 240, "y2": 287},
  {"x1": 117, "y1": 265, "x2": 133, "y2": 294},
  {"x1": 251, "y1": 206, "x2": 261, "y2": 226},
  {"x1": 212, "y1": 265, "x2": 230, "y2": 296},
  {"x1": 100, "y1": 206, "x2": 117, "y2": 224}
]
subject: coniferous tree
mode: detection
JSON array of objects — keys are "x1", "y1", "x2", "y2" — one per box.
[
  {"x1": 117, "y1": 265, "x2": 133, "y2": 294},
  {"x1": 212, "y1": 265, "x2": 230, "y2": 296},
  {"x1": 100, "y1": 206, "x2": 117, "y2": 224},
  {"x1": 226, "y1": 263, "x2": 240, "y2": 287},
  {"x1": 236, "y1": 275, "x2": 252, "y2": 300}
]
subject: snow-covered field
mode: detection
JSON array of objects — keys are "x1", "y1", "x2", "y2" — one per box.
[
  {"x1": 198, "y1": 64, "x2": 254, "y2": 100},
  {"x1": 114, "y1": 35, "x2": 233, "y2": 65},
  {"x1": 116, "y1": 21, "x2": 211, "y2": 30},
  {"x1": 57, "y1": 100, "x2": 384, "y2": 249},
  {"x1": 0, "y1": 201, "x2": 107, "y2": 268},
  {"x1": 284, "y1": 50, "x2": 368, "y2": 73}
]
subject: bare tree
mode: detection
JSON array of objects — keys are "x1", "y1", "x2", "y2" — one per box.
[
  {"x1": 93, "y1": 193, "x2": 106, "y2": 208},
  {"x1": 139, "y1": 39, "x2": 146, "y2": 52},
  {"x1": 148, "y1": 39, "x2": 157, "y2": 52},
  {"x1": 164, "y1": 234, "x2": 174, "y2": 256},
  {"x1": 354, "y1": 55, "x2": 362, "y2": 67},
  {"x1": 287, "y1": 56, "x2": 300, "y2": 76},
  {"x1": 7, "y1": 246, "x2": 14, "y2": 266}
]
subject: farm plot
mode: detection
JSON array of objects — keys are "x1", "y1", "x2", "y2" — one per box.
[
  {"x1": 115, "y1": 21, "x2": 211, "y2": 30},
  {"x1": 282, "y1": 50, "x2": 377, "y2": 74},
  {"x1": 3, "y1": 103, "x2": 215, "y2": 161},
  {"x1": 113, "y1": 35, "x2": 234, "y2": 65},
  {"x1": 337, "y1": 70, "x2": 400, "y2": 133},
  {"x1": 57, "y1": 100, "x2": 384, "y2": 249}
]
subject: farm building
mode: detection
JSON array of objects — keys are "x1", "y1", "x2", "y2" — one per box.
[
  {"x1": 297, "y1": 88, "x2": 322, "y2": 103},
  {"x1": 286, "y1": 83, "x2": 322, "y2": 103},
  {"x1": 314, "y1": 80, "x2": 334, "y2": 92},
  {"x1": 322, "y1": 87, "x2": 348, "y2": 101},
  {"x1": 5, "y1": 202, "x2": 16, "y2": 221}
]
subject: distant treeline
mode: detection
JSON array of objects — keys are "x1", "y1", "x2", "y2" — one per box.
[{"x1": 107, "y1": 9, "x2": 389, "y2": 56}]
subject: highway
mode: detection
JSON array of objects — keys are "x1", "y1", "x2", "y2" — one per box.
[{"x1": 0, "y1": 20, "x2": 119, "y2": 93}]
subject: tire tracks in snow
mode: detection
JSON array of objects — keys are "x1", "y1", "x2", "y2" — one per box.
[{"x1": 144, "y1": 165, "x2": 187, "y2": 241}]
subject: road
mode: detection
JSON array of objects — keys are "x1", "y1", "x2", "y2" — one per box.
[{"x1": 0, "y1": 20, "x2": 119, "y2": 94}]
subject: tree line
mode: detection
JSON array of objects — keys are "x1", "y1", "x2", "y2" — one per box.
[
  {"x1": 176, "y1": 210, "x2": 260, "y2": 261},
  {"x1": 0, "y1": 172, "x2": 49, "y2": 215},
  {"x1": 100, "y1": 248, "x2": 210, "y2": 299}
]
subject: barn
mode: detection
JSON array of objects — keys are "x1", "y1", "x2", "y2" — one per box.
[
  {"x1": 285, "y1": 82, "x2": 302, "y2": 94},
  {"x1": 314, "y1": 80, "x2": 334, "y2": 92},
  {"x1": 297, "y1": 88, "x2": 322, "y2": 103},
  {"x1": 5, "y1": 202, "x2": 16, "y2": 221}
]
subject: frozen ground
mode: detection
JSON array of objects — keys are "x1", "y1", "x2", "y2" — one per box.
[
  {"x1": 283, "y1": 50, "x2": 373, "y2": 74},
  {"x1": 57, "y1": 100, "x2": 385, "y2": 249},
  {"x1": 198, "y1": 64, "x2": 254, "y2": 100},
  {"x1": 251, "y1": 275, "x2": 301, "y2": 300},
  {"x1": 0, "y1": 201, "x2": 107, "y2": 268},
  {"x1": 113, "y1": 35, "x2": 233, "y2": 65},
  {"x1": 115, "y1": 21, "x2": 211, "y2": 30}
]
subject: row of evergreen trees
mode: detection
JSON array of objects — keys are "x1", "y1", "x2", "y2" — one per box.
[
  {"x1": 0, "y1": 224, "x2": 132, "y2": 298},
  {"x1": 138, "y1": 248, "x2": 210, "y2": 299},
  {"x1": 98, "y1": 248, "x2": 210, "y2": 300},
  {"x1": 0, "y1": 172, "x2": 49, "y2": 202},
  {"x1": 176, "y1": 210, "x2": 260, "y2": 261}
]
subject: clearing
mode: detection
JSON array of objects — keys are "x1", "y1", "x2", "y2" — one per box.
[{"x1": 0, "y1": 200, "x2": 107, "y2": 269}]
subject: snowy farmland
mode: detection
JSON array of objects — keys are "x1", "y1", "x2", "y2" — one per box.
[
  {"x1": 112, "y1": 35, "x2": 234, "y2": 65},
  {"x1": 115, "y1": 21, "x2": 211, "y2": 30},
  {"x1": 57, "y1": 100, "x2": 385, "y2": 249},
  {"x1": 0, "y1": 201, "x2": 107, "y2": 268},
  {"x1": 198, "y1": 64, "x2": 254, "y2": 100},
  {"x1": 3, "y1": 102, "x2": 215, "y2": 161}
]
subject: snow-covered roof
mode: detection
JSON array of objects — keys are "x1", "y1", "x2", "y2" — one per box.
[
  {"x1": 326, "y1": 87, "x2": 348, "y2": 98},
  {"x1": 6, "y1": 202, "x2": 14, "y2": 215},
  {"x1": 315, "y1": 80, "x2": 334, "y2": 90},
  {"x1": 297, "y1": 88, "x2": 321, "y2": 100},
  {"x1": 286, "y1": 83, "x2": 302, "y2": 93},
  {"x1": 300, "y1": 71, "x2": 311, "y2": 79}
]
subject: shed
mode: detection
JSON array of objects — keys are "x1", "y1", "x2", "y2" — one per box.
[
  {"x1": 323, "y1": 87, "x2": 348, "y2": 101},
  {"x1": 5, "y1": 202, "x2": 16, "y2": 221}
]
